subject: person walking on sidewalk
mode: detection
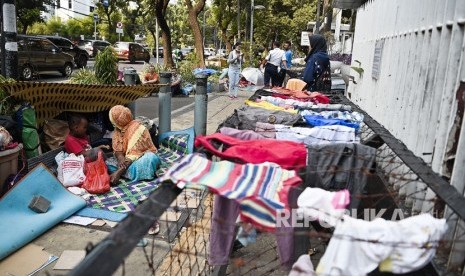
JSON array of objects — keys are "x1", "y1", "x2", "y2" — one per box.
[
  {"x1": 279, "y1": 41, "x2": 293, "y2": 86},
  {"x1": 227, "y1": 42, "x2": 243, "y2": 99},
  {"x1": 261, "y1": 41, "x2": 287, "y2": 88}
]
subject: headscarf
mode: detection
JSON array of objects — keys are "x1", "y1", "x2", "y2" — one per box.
[
  {"x1": 305, "y1": 34, "x2": 328, "y2": 62},
  {"x1": 109, "y1": 105, "x2": 157, "y2": 160},
  {"x1": 109, "y1": 105, "x2": 133, "y2": 131}
]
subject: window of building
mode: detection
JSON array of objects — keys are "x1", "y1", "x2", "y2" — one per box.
[
  {"x1": 68, "y1": 0, "x2": 72, "y2": 9},
  {"x1": 90, "y1": 6, "x2": 94, "y2": 12}
]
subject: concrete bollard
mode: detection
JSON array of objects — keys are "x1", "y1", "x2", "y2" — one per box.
[
  {"x1": 194, "y1": 74, "x2": 208, "y2": 137},
  {"x1": 158, "y1": 72, "x2": 172, "y2": 135}
]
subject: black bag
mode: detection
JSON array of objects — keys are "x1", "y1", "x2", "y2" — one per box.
[{"x1": 0, "y1": 115, "x2": 21, "y2": 142}]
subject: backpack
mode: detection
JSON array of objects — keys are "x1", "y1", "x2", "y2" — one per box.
[{"x1": 313, "y1": 63, "x2": 332, "y2": 92}]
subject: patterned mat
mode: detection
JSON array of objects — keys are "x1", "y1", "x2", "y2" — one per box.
[{"x1": 86, "y1": 131, "x2": 192, "y2": 213}]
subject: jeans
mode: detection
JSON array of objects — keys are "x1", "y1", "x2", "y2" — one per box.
[{"x1": 228, "y1": 67, "x2": 241, "y2": 97}]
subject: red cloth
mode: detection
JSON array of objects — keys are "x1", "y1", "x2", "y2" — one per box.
[
  {"x1": 195, "y1": 133, "x2": 307, "y2": 170},
  {"x1": 64, "y1": 135, "x2": 90, "y2": 155},
  {"x1": 270, "y1": 89, "x2": 330, "y2": 104}
]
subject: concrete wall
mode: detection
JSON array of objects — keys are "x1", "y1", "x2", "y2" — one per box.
[{"x1": 348, "y1": 0, "x2": 465, "y2": 271}]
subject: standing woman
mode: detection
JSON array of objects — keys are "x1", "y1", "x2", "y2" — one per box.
[
  {"x1": 227, "y1": 42, "x2": 243, "y2": 99},
  {"x1": 303, "y1": 34, "x2": 332, "y2": 92}
]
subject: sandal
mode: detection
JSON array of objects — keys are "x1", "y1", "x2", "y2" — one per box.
[{"x1": 148, "y1": 222, "x2": 160, "y2": 235}]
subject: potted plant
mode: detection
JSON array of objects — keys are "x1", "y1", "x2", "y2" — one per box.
[{"x1": 0, "y1": 75, "x2": 23, "y2": 192}]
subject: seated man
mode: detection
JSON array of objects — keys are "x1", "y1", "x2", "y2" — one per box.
[
  {"x1": 170, "y1": 67, "x2": 188, "y2": 97},
  {"x1": 143, "y1": 65, "x2": 159, "y2": 84}
]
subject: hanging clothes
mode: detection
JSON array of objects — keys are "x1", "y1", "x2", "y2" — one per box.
[
  {"x1": 316, "y1": 214, "x2": 447, "y2": 275},
  {"x1": 194, "y1": 133, "x2": 308, "y2": 170},
  {"x1": 156, "y1": 153, "x2": 302, "y2": 231},
  {"x1": 305, "y1": 143, "x2": 376, "y2": 209},
  {"x1": 296, "y1": 187, "x2": 350, "y2": 228}
]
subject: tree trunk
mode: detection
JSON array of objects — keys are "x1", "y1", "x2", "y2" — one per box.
[
  {"x1": 221, "y1": 27, "x2": 232, "y2": 52},
  {"x1": 156, "y1": 0, "x2": 174, "y2": 68},
  {"x1": 185, "y1": 0, "x2": 206, "y2": 68}
]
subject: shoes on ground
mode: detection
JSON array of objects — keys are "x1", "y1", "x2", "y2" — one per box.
[{"x1": 148, "y1": 222, "x2": 160, "y2": 235}]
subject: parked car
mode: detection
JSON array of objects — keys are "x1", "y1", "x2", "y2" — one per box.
[
  {"x1": 204, "y1": 47, "x2": 216, "y2": 57},
  {"x1": 181, "y1": 47, "x2": 194, "y2": 57},
  {"x1": 77, "y1": 39, "x2": 111, "y2": 57},
  {"x1": 13, "y1": 35, "x2": 75, "y2": 80},
  {"x1": 217, "y1": 49, "x2": 228, "y2": 58},
  {"x1": 40, "y1": 35, "x2": 89, "y2": 68},
  {"x1": 152, "y1": 47, "x2": 164, "y2": 58},
  {"x1": 113, "y1": 42, "x2": 151, "y2": 63}
]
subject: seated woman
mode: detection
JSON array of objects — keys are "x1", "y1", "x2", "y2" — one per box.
[{"x1": 108, "y1": 105, "x2": 161, "y2": 185}]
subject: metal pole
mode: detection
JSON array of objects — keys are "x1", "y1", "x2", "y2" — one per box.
[
  {"x1": 158, "y1": 72, "x2": 172, "y2": 134},
  {"x1": 94, "y1": 20, "x2": 97, "y2": 40},
  {"x1": 203, "y1": 11, "x2": 206, "y2": 46},
  {"x1": 315, "y1": 0, "x2": 321, "y2": 34},
  {"x1": 249, "y1": 0, "x2": 254, "y2": 64},
  {"x1": 237, "y1": 0, "x2": 240, "y2": 41},
  {"x1": 2, "y1": 0, "x2": 18, "y2": 80},
  {"x1": 194, "y1": 74, "x2": 208, "y2": 137},
  {"x1": 155, "y1": 18, "x2": 159, "y2": 64}
]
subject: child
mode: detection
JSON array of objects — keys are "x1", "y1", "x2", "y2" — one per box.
[{"x1": 64, "y1": 113, "x2": 109, "y2": 162}]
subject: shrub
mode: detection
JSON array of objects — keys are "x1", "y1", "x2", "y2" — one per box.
[
  {"x1": 69, "y1": 68, "x2": 99, "y2": 84},
  {"x1": 0, "y1": 75, "x2": 19, "y2": 116},
  {"x1": 94, "y1": 47, "x2": 118, "y2": 84}
]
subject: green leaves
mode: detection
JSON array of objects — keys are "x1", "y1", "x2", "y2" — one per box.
[
  {"x1": 69, "y1": 69, "x2": 100, "y2": 85},
  {"x1": 94, "y1": 47, "x2": 118, "y2": 85}
]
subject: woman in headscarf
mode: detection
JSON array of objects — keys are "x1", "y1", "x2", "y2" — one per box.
[
  {"x1": 302, "y1": 34, "x2": 331, "y2": 92},
  {"x1": 109, "y1": 105, "x2": 160, "y2": 185}
]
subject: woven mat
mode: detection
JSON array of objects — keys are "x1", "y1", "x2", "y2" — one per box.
[
  {"x1": 2, "y1": 82, "x2": 161, "y2": 126},
  {"x1": 86, "y1": 133, "x2": 191, "y2": 213}
]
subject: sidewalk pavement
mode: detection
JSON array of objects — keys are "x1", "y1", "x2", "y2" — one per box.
[{"x1": 32, "y1": 88, "x2": 252, "y2": 275}]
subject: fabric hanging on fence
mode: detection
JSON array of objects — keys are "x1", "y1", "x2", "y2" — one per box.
[
  {"x1": 219, "y1": 127, "x2": 268, "y2": 141},
  {"x1": 303, "y1": 115, "x2": 361, "y2": 130},
  {"x1": 157, "y1": 153, "x2": 302, "y2": 231},
  {"x1": 300, "y1": 110, "x2": 364, "y2": 123},
  {"x1": 194, "y1": 132, "x2": 307, "y2": 170},
  {"x1": 316, "y1": 214, "x2": 447, "y2": 275},
  {"x1": 254, "y1": 123, "x2": 359, "y2": 145},
  {"x1": 209, "y1": 195, "x2": 296, "y2": 269},
  {"x1": 218, "y1": 106, "x2": 302, "y2": 131},
  {"x1": 306, "y1": 143, "x2": 376, "y2": 209},
  {"x1": 245, "y1": 100, "x2": 299, "y2": 114},
  {"x1": 296, "y1": 187, "x2": 350, "y2": 227},
  {"x1": 289, "y1": 254, "x2": 316, "y2": 276}
]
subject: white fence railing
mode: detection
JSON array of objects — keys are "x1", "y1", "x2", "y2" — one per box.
[{"x1": 348, "y1": 0, "x2": 465, "y2": 272}]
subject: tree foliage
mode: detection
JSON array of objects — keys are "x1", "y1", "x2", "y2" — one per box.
[{"x1": 17, "y1": 0, "x2": 54, "y2": 34}]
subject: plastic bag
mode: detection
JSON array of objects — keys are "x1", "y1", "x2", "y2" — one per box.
[
  {"x1": 57, "y1": 153, "x2": 86, "y2": 187},
  {"x1": 82, "y1": 151, "x2": 110, "y2": 194}
]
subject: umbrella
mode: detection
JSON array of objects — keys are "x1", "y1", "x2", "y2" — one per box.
[{"x1": 241, "y1": 67, "x2": 264, "y2": 86}]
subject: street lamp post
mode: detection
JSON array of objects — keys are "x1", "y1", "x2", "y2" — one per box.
[{"x1": 249, "y1": 1, "x2": 265, "y2": 64}]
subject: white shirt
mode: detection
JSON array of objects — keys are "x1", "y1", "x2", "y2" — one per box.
[{"x1": 266, "y1": 48, "x2": 286, "y2": 67}]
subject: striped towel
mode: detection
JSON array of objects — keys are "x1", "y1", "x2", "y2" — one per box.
[{"x1": 157, "y1": 153, "x2": 302, "y2": 231}]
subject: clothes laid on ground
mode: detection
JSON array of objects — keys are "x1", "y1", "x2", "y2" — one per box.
[
  {"x1": 289, "y1": 254, "x2": 315, "y2": 276},
  {"x1": 157, "y1": 153, "x2": 302, "y2": 231},
  {"x1": 296, "y1": 187, "x2": 350, "y2": 227},
  {"x1": 305, "y1": 143, "x2": 376, "y2": 209},
  {"x1": 195, "y1": 133, "x2": 307, "y2": 170},
  {"x1": 219, "y1": 127, "x2": 267, "y2": 141},
  {"x1": 316, "y1": 214, "x2": 447, "y2": 275},
  {"x1": 303, "y1": 114, "x2": 361, "y2": 130},
  {"x1": 260, "y1": 96, "x2": 350, "y2": 111}
]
